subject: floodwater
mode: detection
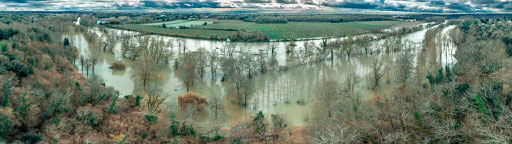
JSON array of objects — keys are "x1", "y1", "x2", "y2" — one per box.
[{"x1": 66, "y1": 23, "x2": 457, "y2": 127}]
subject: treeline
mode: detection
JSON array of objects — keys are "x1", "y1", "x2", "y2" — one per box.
[
  {"x1": 230, "y1": 30, "x2": 270, "y2": 41},
  {"x1": 90, "y1": 12, "x2": 212, "y2": 24},
  {"x1": 249, "y1": 16, "x2": 288, "y2": 24},
  {"x1": 227, "y1": 14, "x2": 396, "y2": 23}
]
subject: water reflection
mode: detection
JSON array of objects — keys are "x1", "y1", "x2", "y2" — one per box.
[{"x1": 68, "y1": 24, "x2": 457, "y2": 127}]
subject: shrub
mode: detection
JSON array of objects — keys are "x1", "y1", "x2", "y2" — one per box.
[
  {"x1": 108, "y1": 96, "x2": 118, "y2": 114},
  {"x1": 109, "y1": 61, "x2": 125, "y2": 70},
  {"x1": 455, "y1": 83, "x2": 470, "y2": 95},
  {"x1": 1, "y1": 43, "x2": 6, "y2": 53},
  {"x1": 85, "y1": 113, "x2": 98, "y2": 127},
  {"x1": 252, "y1": 111, "x2": 267, "y2": 135},
  {"x1": 180, "y1": 121, "x2": 196, "y2": 136},
  {"x1": 144, "y1": 115, "x2": 158, "y2": 124},
  {"x1": 78, "y1": 109, "x2": 98, "y2": 127},
  {"x1": 0, "y1": 113, "x2": 13, "y2": 138},
  {"x1": 63, "y1": 37, "x2": 70, "y2": 47},
  {"x1": 445, "y1": 65, "x2": 453, "y2": 81},
  {"x1": 0, "y1": 63, "x2": 6, "y2": 75},
  {"x1": 0, "y1": 28, "x2": 18, "y2": 40},
  {"x1": 1, "y1": 86, "x2": 9, "y2": 108},
  {"x1": 169, "y1": 118, "x2": 180, "y2": 136},
  {"x1": 436, "y1": 68, "x2": 444, "y2": 83},
  {"x1": 199, "y1": 127, "x2": 224, "y2": 142},
  {"x1": 21, "y1": 133, "x2": 42, "y2": 144},
  {"x1": 8, "y1": 60, "x2": 33, "y2": 78},
  {"x1": 270, "y1": 114, "x2": 288, "y2": 134},
  {"x1": 135, "y1": 95, "x2": 143, "y2": 106}
]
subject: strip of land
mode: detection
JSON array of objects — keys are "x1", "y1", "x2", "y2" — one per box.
[{"x1": 110, "y1": 20, "x2": 421, "y2": 41}]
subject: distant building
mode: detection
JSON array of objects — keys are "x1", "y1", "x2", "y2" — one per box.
[
  {"x1": 175, "y1": 26, "x2": 187, "y2": 29},
  {"x1": 97, "y1": 19, "x2": 107, "y2": 25}
]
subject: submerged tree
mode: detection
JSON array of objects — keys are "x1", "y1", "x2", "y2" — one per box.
[
  {"x1": 176, "y1": 52, "x2": 199, "y2": 92},
  {"x1": 317, "y1": 76, "x2": 340, "y2": 117},
  {"x1": 370, "y1": 59, "x2": 385, "y2": 90},
  {"x1": 221, "y1": 52, "x2": 255, "y2": 106},
  {"x1": 268, "y1": 42, "x2": 278, "y2": 55},
  {"x1": 345, "y1": 72, "x2": 360, "y2": 112},
  {"x1": 145, "y1": 83, "x2": 170, "y2": 114},
  {"x1": 131, "y1": 56, "x2": 160, "y2": 92},
  {"x1": 341, "y1": 37, "x2": 354, "y2": 57},
  {"x1": 208, "y1": 84, "x2": 224, "y2": 120},
  {"x1": 396, "y1": 50, "x2": 414, "y2": 89},
  {"x1": 209, "y1": 50, "x2": 218, "y2": 78}
]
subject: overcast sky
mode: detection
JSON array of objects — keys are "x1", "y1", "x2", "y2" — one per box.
[{"x1": 1, "y1": 0, "x2": 512, "y2": 13}]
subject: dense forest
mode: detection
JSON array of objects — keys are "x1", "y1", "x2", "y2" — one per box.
[{"x1": 0, "y1": 12, "x2": 511, "y2": 143}]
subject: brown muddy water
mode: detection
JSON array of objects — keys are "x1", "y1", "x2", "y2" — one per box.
[{"x1": 67, "y1": 24, "x2": 456, "y2": 128}]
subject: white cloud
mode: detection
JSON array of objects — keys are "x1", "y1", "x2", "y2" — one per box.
[{"x1": 0, "y1": 0, "x2": 510, "y2": 13}]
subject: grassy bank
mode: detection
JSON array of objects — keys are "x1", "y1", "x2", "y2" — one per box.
[{"x1": 111, "y1": 20, "x2": 421, "y2": 41}]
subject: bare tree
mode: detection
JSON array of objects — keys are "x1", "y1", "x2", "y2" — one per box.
[
  {"x1": 225, "y1": 43, "x2": 237, "y2": 57},
  {"x1": 177, "y1": 38, "x2": 187, "y2": 53},
  {"x1": 196, "y1": 48, "x2": 209, "y2": 77},
  {"x1": 85, "y1": 58, "x2": 91, "y2": 77},
  {"x1": 221, "y1": 52, "x2": 255, "y2": 106},
  {"x1": 79, "y1": 55, "x2": 85, "y2": 73},
  {"x1": 345, "y1": 72, "x2": 360, "y2": 112},
  {"x1": 257, "y1": 49, "x2": 267, "y2": 73},
  {"x1": 145, "y1": 83, "x2": 170, "y2": 114},
  {"x1": 208, "y1": 85, "x2": 224, "y2": 120},
  {"x1": 310, "y1": 120, "x2": 361, "y2": 143},
  {"x1": 317, "y1": 76, "x2": 340, "y2": 117},
  {"x1": 396, "y1": 50, "x2": 414, "y2": 90},
  {"x1": 327, "y1": 40, "x2": 341, "y2": 61},
  {"x1": 209, "y1": 50, "x2": 218, "y2": 78},
  {"x1": 89, "y1": 54, "x2": 100, "y2": 75},
  {"x1": 176, "y1": 51, "x2": 199, "y2": 92},
  {"x1": 147, "y1": 37, "x2": 172, "y2": 64},
  {"x1": 370, "y1": 59, "x2": 385, "y2": 90},
  {"x1": 130, "y1": 56, "x2": 159, "y2": 92},
  {"x1": 342, "y1": 37, "x2": 354, "y2": 57},
  {"x1": 286, "y1": 40, "x2": 297, "y2": 54},
  {"x1": 89, "y1": 42, "x2": 103, "y2": 75},
  {"x1": 268, "y1": 42, "x2": 278, "y2": 55},
  {"x1": 358, "y1": 36, "x2": 371, "y2": 55}
]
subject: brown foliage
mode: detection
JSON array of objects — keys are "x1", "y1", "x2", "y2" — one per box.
[{"x1": 177, "y1": 92, "x2": 209, "y2": 111}]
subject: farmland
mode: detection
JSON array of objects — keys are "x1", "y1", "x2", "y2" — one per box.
[
  {"x1": 142, "y1": 20, "x2": 214, "y2": 28},
  {"x1": 111, "y1": 24, "x2": 236, "y2": 40},
  {"x1": 200, "y1": 20, "x2": 416, "y2": 39},
  {"x1": 111, "y1": 20, "x2": 420, "y2": 41}
]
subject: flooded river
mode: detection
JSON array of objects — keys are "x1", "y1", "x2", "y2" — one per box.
[{"x1": 67, "y1": 23, "x2": 457, "y2": 127}]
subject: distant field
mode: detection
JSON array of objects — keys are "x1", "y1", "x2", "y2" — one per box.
[
  {"x1": 112, "y1": 20, "x2": 421, "y2": 40},
  {"x1": 143, "y1": 20, "x2": 214, "y2": 28},
  {"x1": 200, "y1": 20, "x2": 418, "y2": 39},
  {"x1": 111, "y1": 24, "x2": 236, "y2": 39}
]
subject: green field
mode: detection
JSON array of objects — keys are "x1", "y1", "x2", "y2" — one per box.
[
  {"x1": 143, "y1": 20, "x2": 214, "y2": 28},
  {"x1": 111, "y1": 24, "x2": 236, "y2": 39},
  {"x1": 112, "y1": 20, "x2": 420, "y2": 41}
]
